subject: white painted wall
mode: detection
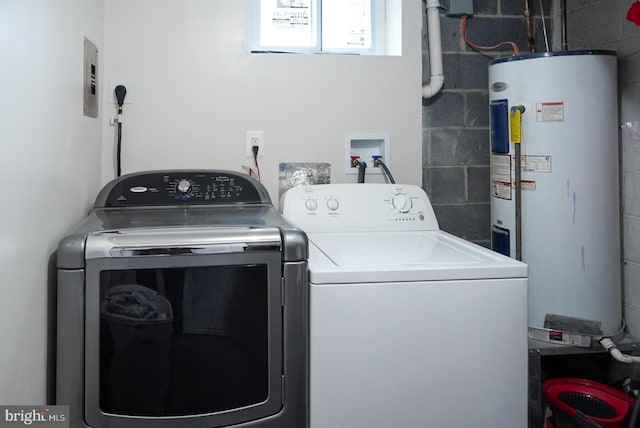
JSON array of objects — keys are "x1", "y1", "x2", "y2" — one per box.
[
  {"x1": 0, "y1": 0, "x2": 104, "y2": 404},
  {"x1": 0, "y1": 0, "x2": 420, "y2": 404},
  {"x1": 567, "y1": 0, "x2": 640, "y2": 336},
  {"x1": 101, "y1": 0, "x2": 423, "y2": 203}
]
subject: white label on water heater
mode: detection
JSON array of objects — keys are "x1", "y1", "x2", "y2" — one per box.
[
  {"x1": 536, "y1": 102, "x2": 564, "y2": 122},
  {"x1": 491, "y1": 154, "x2": 511, "y2": 183},
  {"x1": 528, "y1": 328, "x2": 592, "y2": 347},
  {"x1": 522, "y1": 155, "x2": 552, "y2": 173}
]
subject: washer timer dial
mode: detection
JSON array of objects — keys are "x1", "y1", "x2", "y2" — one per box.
[{"x1": 391, "y1": 193, "x2": 412, "y2": 213}]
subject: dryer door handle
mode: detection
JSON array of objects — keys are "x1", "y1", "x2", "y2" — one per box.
[
  {"x1": 109, "y1": 243, "x2": 250, "y2": 257},
  {"x1": 84, "y1": 227, "x2": 282, "y2": 259}
]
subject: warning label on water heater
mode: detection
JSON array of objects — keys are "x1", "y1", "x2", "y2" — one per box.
[
  {"x1": 491, "y1": 154, "x2": 512, "y2": 200},
  {"x1": 536, "y1": 102, "x2": 564, "y2": 122}
]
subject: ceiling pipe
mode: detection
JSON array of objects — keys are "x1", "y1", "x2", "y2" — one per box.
[{"x1": 422, "y1": 0, "x2": 444, "y2": 99}]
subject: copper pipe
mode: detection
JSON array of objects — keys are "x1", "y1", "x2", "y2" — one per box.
[{"x1": 524, "y1": 0, "x2": 536, "y2": 53}]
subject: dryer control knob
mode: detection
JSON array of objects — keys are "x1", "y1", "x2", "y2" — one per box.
[
  {"x1": 392, "y1": 193, "x2": 412, "y2": 213},
  {"x1": 305, "y1": 198, "x2": 318, "y2": 211},
  {"x1": 326, "y1": 198, "x2": 339, "y2": 211},
  {"x1": 177, "y1": 180, "x2": 192, "y2": 194}
]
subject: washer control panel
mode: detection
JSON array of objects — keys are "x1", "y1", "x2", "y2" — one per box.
[
  {"x1": 97, "y1": 170, "x2": 269, "y2": 207},
  {"x1": 279, "y1": 184, "x2": 439, "y2": 232}
]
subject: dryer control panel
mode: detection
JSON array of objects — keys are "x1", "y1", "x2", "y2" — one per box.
[
  {"x1": 95, "y1": 170, "x2": 271, "y2": 207},
  {"x1": 279, "y1": 184, "x2": 439, "y2": 233}
]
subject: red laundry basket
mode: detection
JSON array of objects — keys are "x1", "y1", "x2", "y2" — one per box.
[{"x1": 543, "y1": 378, "x2": 636, "y2": 428}]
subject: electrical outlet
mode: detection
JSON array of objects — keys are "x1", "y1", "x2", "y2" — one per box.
[
  {"x1": 108, "y1": 79, "x2": 135, "y2": 104},
  {"x1": 246, "y1": 131, "x2": 264, "y2": 157}
]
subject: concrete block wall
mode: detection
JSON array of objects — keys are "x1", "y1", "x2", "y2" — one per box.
[
  {"x1": 565, "y1": 0, "x2": 640, "y2": 335},
  {"x1": 422, "y1": 0, "x2": 551, "y2": 246}
]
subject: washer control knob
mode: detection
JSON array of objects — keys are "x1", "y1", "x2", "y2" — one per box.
[
  {"x1": 326, "y1": 198, "x2": 339, "y2": 211},
  {"x1": 177, "y1": 180, "x2": 192, "y2": 194},
  {"x1": 305, "y1": 198, "x2": 318, "y2": 211},
  {"x1": 392, "y1": 193, "x2": 412, "y2": 213}
]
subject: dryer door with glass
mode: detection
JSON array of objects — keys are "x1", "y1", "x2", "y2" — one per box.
[{"x1": 83, "y1": 227, "x2": 283, "y2": 428}]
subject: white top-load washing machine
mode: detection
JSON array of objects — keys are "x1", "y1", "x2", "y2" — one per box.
[{"x1": 280, "y1": 183, "x2": 528, "y2": 428}]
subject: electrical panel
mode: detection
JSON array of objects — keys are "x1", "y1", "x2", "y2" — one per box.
[
  {"x1": 446, "y1": 0, "x2": 473, "y2": 17},
  {"x1": 83, "y1": 37, "x2": 98, "y2": 118}
]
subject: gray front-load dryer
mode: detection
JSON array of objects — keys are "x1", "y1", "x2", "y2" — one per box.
[{"x1": 55, "y1": 170, "x2": 308, "y2": 428}]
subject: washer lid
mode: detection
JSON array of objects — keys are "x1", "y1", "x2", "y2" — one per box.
[{"x1": 308, "y1": 231, "x2": 527, "y2": 283}]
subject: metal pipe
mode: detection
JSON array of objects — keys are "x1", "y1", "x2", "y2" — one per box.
[
  {"x1": 515, "y1": 143, "x2": 522, "y2": 260},
  {"x1": 561, "y1": 0, "x2": 568, "y2": 50},
  {"x1": 524, "y1": 0, "x2": 536, "y2": 53},
  {"x1": 539, "y1": 0, "x2": 550, "y2": 52},
  {"x1": 511, "y1": 105, "x2": 525, "y2": 261}
]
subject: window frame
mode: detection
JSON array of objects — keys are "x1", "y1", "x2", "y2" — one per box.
[{"x1": 246, "y1": 0, "x2": 386, "y2": 55}]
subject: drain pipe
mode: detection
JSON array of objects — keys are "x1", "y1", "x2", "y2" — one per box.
[
  {"x1": 599, "y1": 337, "x2": 640, "y2": 428},
  {"x1": 600, "y1": 338, "x2": 640, "y2": 364},
  {"x1": 600, "y1": 337, "x2": 640, "y2": 428},
  {"x1": 422, "y1": 0, "x2": 444, "y2": 99}
]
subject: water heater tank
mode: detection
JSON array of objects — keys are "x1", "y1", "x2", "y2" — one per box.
[{"x1": 489, "y1": 51, "x2": 622, "y2": 344}]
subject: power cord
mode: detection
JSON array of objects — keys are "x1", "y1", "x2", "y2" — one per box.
[
  {"x1": 462, "y1": 16, "x2": 520, "y2": 55},
  {"x1": 114, "y1": 85, "x2": 127, "y2": 177},
  {"x1": 252, "y1": 145, "x2": 261, "y2": 181}
]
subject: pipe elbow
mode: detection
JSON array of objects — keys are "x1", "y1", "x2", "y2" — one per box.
[
  {"x1": 422, "y1": 75, "x2": 444, "y2": 99},
  {"x1": 423, "y1": 0, "x2": 444, "y2": 99}
]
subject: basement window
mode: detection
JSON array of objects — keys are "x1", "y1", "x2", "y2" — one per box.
[{"x1": 246, "y1": 0, "x2": 399, "y2": 55}]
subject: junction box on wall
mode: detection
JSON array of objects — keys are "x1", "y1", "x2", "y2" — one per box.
[{"x1": 446, "y1": 0, "x2": 473, "y2": 17}]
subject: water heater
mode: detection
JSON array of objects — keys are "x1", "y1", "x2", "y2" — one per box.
[{"x1": 489, "y1": 51, "x2": 622, "y2": 344}]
